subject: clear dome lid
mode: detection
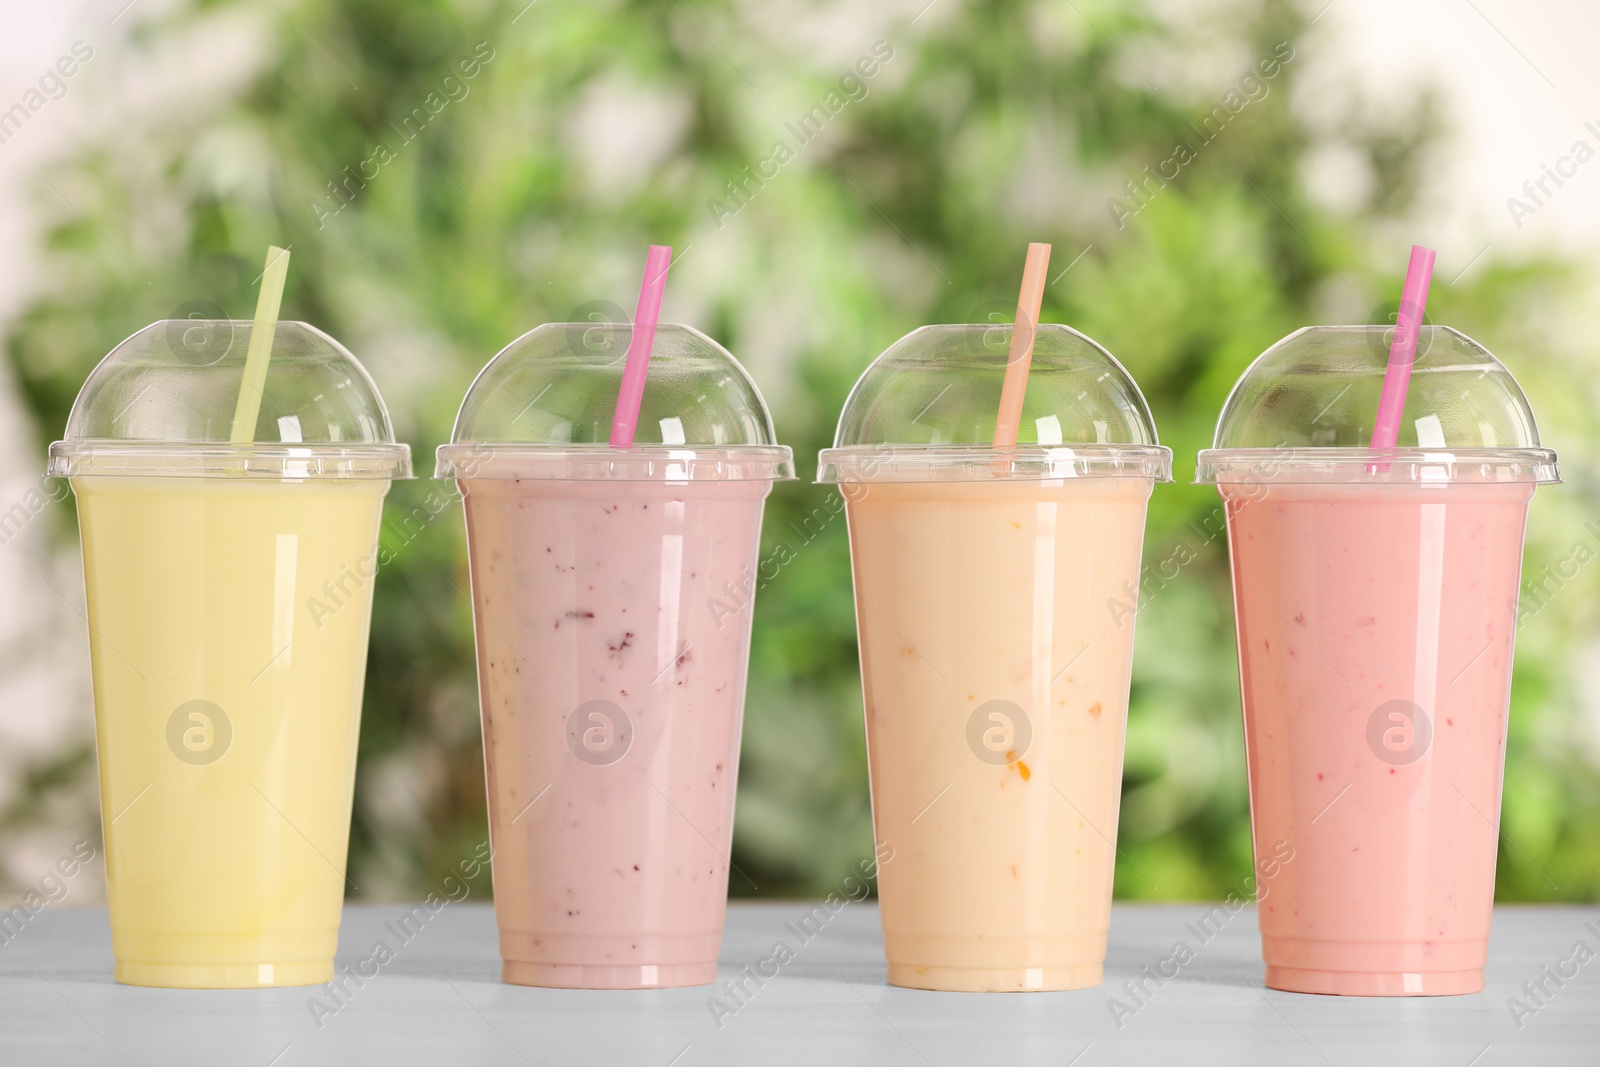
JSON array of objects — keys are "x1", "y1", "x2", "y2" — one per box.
[
  {"x1": 1195, "y1": 325, "x2": 1558, "y2": 483},
  {"x1": 47, "y1": 320, "x2": 411, "y2": 479},
  {"x1": 434, "y1": 322, "x2": 793, "y2": 481},
  {"x1": 816, "y1": 323, "x2": 1171, "y2": 482}
]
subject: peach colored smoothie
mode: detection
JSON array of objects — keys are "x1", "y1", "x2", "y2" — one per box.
[
  {"x1": 847, "y1": 477, "x2": 1153, "y2": 991},
  {"x1": 1222, "y1": 480, "x2": 1534, "y2": 995},
  {"x1": 461, "y1": 477, "x2": 769, "y2": 989}
]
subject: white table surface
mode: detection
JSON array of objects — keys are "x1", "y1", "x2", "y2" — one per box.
[{"x1": 1, "y1": 902, "x2": 1596, "y2": 1065}]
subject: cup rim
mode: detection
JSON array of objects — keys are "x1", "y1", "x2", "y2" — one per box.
[
  {"x1": 47, "y1": 439, "x2": 413, "y2": 480},
  {"x1": 434, "y1": 442, "x2": 795, "y2": 482},
  {"x1": 817, "y1": 443, "x2": 1173, "y2": 484},
  {"x1": 1195, "y1": 445, "x2": 1559, "y2": 485}
]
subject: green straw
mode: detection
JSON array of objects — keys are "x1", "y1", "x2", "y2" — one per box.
[{"x1": 229, "y1": 245, "x2": 291, "y2": 443}]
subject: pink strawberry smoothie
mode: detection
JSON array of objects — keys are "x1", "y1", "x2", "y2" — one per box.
[
  {"x1": 1221, "y1": 479, "x2": 1534, "y2": 995},
  {"x1": 460, "y1": 477, "x2": 769, "y2": 988}
]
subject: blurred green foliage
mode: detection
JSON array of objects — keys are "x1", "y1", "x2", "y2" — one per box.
[{"x1": 7, "y1": 0, "x2": 1598, "y2": 901}]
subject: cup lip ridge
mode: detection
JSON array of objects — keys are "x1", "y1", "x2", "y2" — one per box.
[
  {"x1": 1194, "y1": 445, "x2": 1559, "y2": 485},
  {"x1": 47, "y1": 439, "x2": 413, "y2": 480},
  {"x1": 434, "y1": 442, "x2": 795, "y2": 482},
  {"x1": 816, "y1": 442, "x2": 1173, "y2": 484}
]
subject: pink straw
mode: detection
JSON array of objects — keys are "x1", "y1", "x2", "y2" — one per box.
[
  {"x1": 1369, "y1": 244, "x2": 1436, "y2": 452},
  {"x1": 608, "y1": 245, "x2": 674, "y2": 447}
]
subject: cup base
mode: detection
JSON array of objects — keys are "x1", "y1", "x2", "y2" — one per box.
[
  {"x1": 502, "y1": 959, "x2": 718, "y2": 989},
  {"x1": 1265, "y1": 964, "x2": 1484, "y2": 997},
  {"x1": 887, "y1": 962, "x2": 1103, "y2": 992},
  {"x1": 114, "y1": 958, "x2": 333, "y2": 989}
]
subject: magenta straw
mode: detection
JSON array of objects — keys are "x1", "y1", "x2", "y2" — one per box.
[
  {"x1": 608, "y1": 244, "x2": 674, "y2": 448},
  {"x1": 1369, "y1": 244, "x2": 1437, "y2": 453}
]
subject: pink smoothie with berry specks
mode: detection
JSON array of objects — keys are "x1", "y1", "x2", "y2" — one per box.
[
  {"x1": 461, "y1": 477, "x2": 770, "y2": 989},
  {"x1": 1221, "y1": 479, "x2": 1534, "y2": 995}
]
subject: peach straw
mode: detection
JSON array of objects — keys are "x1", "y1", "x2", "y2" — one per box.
[
  {"x1": 608, "y1": 244, "x2": 674, "y2": 448},
  {"x1": 992, "y1": 242, "x2": 1052, "y2": 449},
  {"x1": 1369, "y1": 244, "x2": 1437, "y2": 452}
]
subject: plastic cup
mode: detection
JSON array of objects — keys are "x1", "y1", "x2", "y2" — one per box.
[
  {"x1": 818, "y1": 324, "x2": 1171, "y2": 991},
  {"x1": 48, "y1": 319, "x2": 411, "y2": 987},
  {"x1": 1197, "y1": 325, "x2": 1559, "y2": 996},
  {"x1": 437, "y1": 322, "x2": 792, "y2": 989}
]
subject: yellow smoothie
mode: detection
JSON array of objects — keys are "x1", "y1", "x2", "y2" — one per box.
[
  {"x1": 73, "y1": 475, "x2": 389, "y2": 988},
  {"x1": 846, "y1": 477, "x2": 1153, "y2": 991}
]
